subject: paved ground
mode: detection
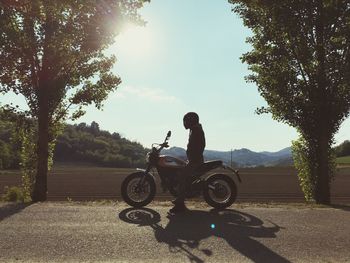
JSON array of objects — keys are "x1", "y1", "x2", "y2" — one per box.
[{"x1": 1, "y1": 202, "x2": 350, "y2": 263}]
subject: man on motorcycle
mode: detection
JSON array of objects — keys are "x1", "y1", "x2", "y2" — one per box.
[{"x1": 169, "y1": 112, "x2": 206, "y2": 214}]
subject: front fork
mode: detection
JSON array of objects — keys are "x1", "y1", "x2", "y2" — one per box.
[{"x1": 137, "y1": 163, "x2": 153, "y2": 186}]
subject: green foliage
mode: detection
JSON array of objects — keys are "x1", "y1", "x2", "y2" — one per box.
[
  {"x1": 2, "y1": 186, "x2": 25, "y2": 202},
  {"x1": 230, "y1": 0, "x2": 350, "y2": 129},
  {"x1": 0, "y1": 107, "x2": 61, "y2": 201},
  {"x1": 292, "y1": 136, "x2": 315, "y2": 201},
  {"x1": 336, "y1": 155, "x2": 350, "y2": 165},
  {"x1": 0, "y1": 140, "x2": 12, "y2": 169},
  {"x1": 334, "y1": 140, "x2": 350, "y2": 157},
  {"x1": 0, "y1": 117, "x2": 148, "y2": 169},
  {"x1": 230, "y1": 0, "x2": 350, "y2": 204},
  {"x1": 0, "y1": 115, "x2": 20, "y2": 169},
  {"x1": 54, "y1": 122, "x2": 148, "y2": 168},
  {"x1": 0, "y1": 108, "x2": 36, "y2": 200},
  {"x1": 18, "y1": 127, "x2": 36, "y2": 202},
  {"x1": 0, "y1": 0, "x2": 149, "y2": 122}
]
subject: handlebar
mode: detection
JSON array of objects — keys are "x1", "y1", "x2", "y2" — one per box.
[
  {"x1": 152, "y1": 131, "x2": 172, "y2": 152},
  {"x1": 160, "y1": 142, "x2": 169, "y2": 148}
]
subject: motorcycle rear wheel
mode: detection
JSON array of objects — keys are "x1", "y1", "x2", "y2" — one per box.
[
  {"x1": 203, "y1": 174, "x2": 237, "y2": 209},
  {"x1": 121, "y1": 172, "x2": 156, "y2": 208}
]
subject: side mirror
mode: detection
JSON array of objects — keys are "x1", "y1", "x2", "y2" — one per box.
[{"x1": 165, "y1": 131, "x2": 171, "y2": 142}]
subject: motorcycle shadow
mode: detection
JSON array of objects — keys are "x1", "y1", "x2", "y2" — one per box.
[{"x1": 118, "y1": 207, "x2": 290, "y2": 263}]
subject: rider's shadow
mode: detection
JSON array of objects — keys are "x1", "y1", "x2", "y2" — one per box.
[{"x1": 119, "y1": 208, "x2": 291, "y2": 263}]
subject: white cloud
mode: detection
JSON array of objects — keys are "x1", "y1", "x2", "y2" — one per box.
[{"x1": 113, "y1": 86, "x2": 179, "y2": 103}]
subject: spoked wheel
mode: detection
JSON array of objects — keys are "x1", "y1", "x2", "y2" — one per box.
[
  {"x1": 121, "y1": 172, "x2": 156, "y2": 207},
  {"x1": 203, "y1": 174, "x2": 237, "y2": 209}
]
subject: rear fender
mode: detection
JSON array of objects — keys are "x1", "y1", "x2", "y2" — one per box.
[{"x1": 221, "y1": 165, "x2": 242, "y2": 183}]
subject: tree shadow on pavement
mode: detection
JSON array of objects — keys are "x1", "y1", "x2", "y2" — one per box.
[
  {"x1": 119, "y1": 208, "x2": 290, "y2": 263},
  {"x1": 329, "y1": 204, "x2": 350, "y2": 212},
  {"x1": 0, "y1": 202, "x2": 31, "y2": 222}
]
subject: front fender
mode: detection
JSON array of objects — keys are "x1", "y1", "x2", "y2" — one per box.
[{"x1": 135, "y1": 168, "x2": 157, "y2": 181}]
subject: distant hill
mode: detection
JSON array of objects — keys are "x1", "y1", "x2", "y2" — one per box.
[
  {"x1": 2, "y1": 116, "x2": 349, "y2": 169},
  {"x1": 54, "y1": 122, "x2": 148, "y2": 168},
  {"x1": 260, "y1": 147, "x2": 292, "y2": 157},
  {"x1": 334, "y1": 140, "x2": 350, "y2": 157},
  {"x1": 0, "y1": 120, "x2": 148, "y2": 169},
  {"x1": 162, "y1": 147, "x2": 293, "y2": 167}
]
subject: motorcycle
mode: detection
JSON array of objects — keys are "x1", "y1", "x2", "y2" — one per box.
[{"x1": 121, "y1": 131, "x2": 242, "y2": 209}]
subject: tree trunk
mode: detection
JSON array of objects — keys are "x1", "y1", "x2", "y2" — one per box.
[
  {"x1": 31, "y1": 11, "x2": 55, "y2": 202},
  {"x1": 313, "y1": 1, "x2": 331, "y2": 205},
  {"x1": 314, "y1": 134, "x2": 331, "y2": 204},
  {"x1": 32, "y1": 88, "x2": 49, "y2": 202}
]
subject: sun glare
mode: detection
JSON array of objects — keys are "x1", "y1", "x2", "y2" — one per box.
[{"x1": 113, "y1": 24, "x2": 153, "y2": 58}]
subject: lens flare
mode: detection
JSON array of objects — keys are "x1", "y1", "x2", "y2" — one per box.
[{"x1": 112, "y1": 24, "x2": 153, "y2": 59}]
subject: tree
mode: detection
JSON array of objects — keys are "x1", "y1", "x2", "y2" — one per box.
[
  {"x1": 230, "y1": 0, "x2": 350, "y2": 204},
  {"x1": 335, "y1": 140, "x2": 350, "y2": 157},
  {"x1": 0, "y1": 0, "x2": 149, "y2": 201},
  {"x1": 90, "y1": 121, "x2": 100, "y2": 135},
  {"x1": 0, "y1": 0, "x2": 30, "y2": 8}
]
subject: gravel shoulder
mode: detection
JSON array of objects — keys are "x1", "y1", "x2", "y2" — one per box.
[{"x1": 1, "y1": 201, "x2": 350, "y2": 263}]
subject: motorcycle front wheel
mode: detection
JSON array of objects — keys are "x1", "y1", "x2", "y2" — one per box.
[
  {"x1": 203, "y1": 174, "x2": 237, "y2": 209},
  {"x1": 121, "y1": 172, "x2": 156, "y2": 208}
]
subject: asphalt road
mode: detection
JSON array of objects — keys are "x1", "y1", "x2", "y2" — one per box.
[
  {"x1": 1, "y1": 202, "x2": 350, "y2": 263},
  {"x1": 1, "y1": 166, "x2": 350, "y2": 203}
]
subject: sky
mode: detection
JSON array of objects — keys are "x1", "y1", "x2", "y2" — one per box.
[{"x1": 1, "y1": 0, "x2": 350, "y2": 152}]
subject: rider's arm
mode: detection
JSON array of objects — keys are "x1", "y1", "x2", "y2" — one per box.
[{"x1": 186, "y1": 126, "x2": 205, "y2": 163}]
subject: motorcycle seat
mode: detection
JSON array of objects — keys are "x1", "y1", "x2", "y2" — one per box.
[{"x1": 195, "y1": 160, "x2": 223, "y2": 175}]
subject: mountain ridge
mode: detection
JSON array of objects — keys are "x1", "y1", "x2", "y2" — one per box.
[{"x1": 161, "y1": 146, "x2": 293, "y2": 167}]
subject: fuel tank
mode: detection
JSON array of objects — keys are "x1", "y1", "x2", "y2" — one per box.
[{"x1": 157, "y1": 155, "x2": 187, "y2": 168}]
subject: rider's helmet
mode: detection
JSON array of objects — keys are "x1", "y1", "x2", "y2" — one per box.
[{"x1": 183, "y1": 112, "x2": 199, "y2": 130}]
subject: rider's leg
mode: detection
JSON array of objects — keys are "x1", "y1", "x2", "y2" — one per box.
[{"x1": 172, "y1": 163, "x2": 196, "y2": 206}]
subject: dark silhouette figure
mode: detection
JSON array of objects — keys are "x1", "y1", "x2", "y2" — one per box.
[
  {"x1": 119, "y1": 208, "x2": 291, "y2": 263},
  {"x1": 171, "y1": 112, "x2": 206, "y2": 214}
]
